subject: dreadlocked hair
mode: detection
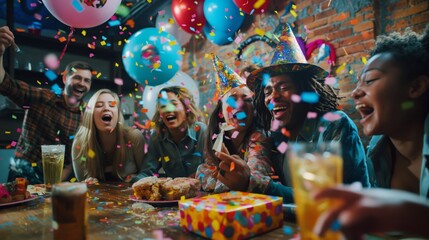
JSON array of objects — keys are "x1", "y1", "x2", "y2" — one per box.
[
  {"x1": 371, "y1": 26, "x2": 429, "y2": 79},
  {"x1": 254, "y1": 70, "x2": 341, "y2": 132}
]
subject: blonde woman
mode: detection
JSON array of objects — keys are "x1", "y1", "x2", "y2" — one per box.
[
  {"x1": 72, "y1": 89, "x2": 145, "y2": 182},
  {"x1": 134, "y1": 86, "x2": 207, "y2": 180}
]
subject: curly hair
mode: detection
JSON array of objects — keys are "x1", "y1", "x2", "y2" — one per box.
[
  {"x1": 152, "y1": 86, "x2": 203, "y2": 132},
  {"x1": 254, "y1": 70, "x2": 341, "y2": 132},
  {"x1": 371, "y1": 26, "x2": 429, "y2": 79}
]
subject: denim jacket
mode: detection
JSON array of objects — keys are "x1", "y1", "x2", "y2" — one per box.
[
  {"x1": 266, "y1": 111, "x2": 370, "y2": 203},
  {"x1": 135, "y1": 122, "x2": 207, "y2": 180},
  {"x1": 368, "y1": 114, "x2": 429, "y2": 198}
]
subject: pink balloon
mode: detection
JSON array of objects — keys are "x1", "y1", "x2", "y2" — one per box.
[{"x1": 42, "y1": 0, "x2": 121, "y2": 28}]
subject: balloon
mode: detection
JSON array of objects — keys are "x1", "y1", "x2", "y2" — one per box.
[
  {"x1": 122, "y1": 28, "x2": 182, "y2": 86},
  {"x1": 204, "y1": 0, "x2": 245, "y2": 33},
  {"x1": 42, "y1": 0, "x2": 121, "y2": 28},
  {"x1": 142, "y1": 71, "x2": 200, "y2": 119},
  {"x1": 172, "y1": 0, "x2": 206, "y2": 34},
  {"x1": 156, "y1": 5, "x2": 192, "y2": 46},
  {"x1": 232, "y1": 0, "x2": 270, "y2": 14},
  {"x1": 203, "y1": 23, "x2": 235, "y2": 46}
]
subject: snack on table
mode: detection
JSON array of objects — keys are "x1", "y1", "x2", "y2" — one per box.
[
  {"x1": 132, "y1": 176, "x2": 171, "y2": 201},
  {"x1": 132, "y1": 177, "x2": 200, "y2": 201},
  {"x1": 161, "y1": 177, "x2": 201, "y2": 200},
  {"x1": 0, "y1": 178, "x2": 31, "y2": 204}
]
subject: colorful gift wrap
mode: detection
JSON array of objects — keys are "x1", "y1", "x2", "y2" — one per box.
[{"x1": 179, "y1": 191, "x2": 283, "y2": 239}]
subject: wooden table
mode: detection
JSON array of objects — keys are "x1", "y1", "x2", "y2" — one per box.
[
  {"x1": 0, "y1": 183, "x2": 401, "y2": 240},
  {"x1": 0, "y1": 183, "x2": 298, "y2": 240}
]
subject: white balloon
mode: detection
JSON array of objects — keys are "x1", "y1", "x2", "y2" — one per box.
[
  {"x1": 155, "y1": 4, "x2": 192, "y2": 46},
  {"x1": 142, "y1": 71, "x2": 200, "y2": 120}
]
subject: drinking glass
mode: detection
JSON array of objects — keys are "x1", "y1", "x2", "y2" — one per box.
[
  {"x1": 41, "y1": 145, "x2": 65, "y2": 191},
  {"x1": 52, "y1": 182, "x2": 88, "y2": 240},
  {"x1": 288, "y1": 142, "x2": 343, "y2": 240}
]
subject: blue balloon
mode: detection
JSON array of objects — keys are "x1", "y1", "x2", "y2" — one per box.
[
  {"x1": 204, "y1": 0, "x2": 245, "y2": 33},
  {"x1": 122, "y1": 27, "x2": 182, "y2": 86},
  {"x1": 204, "y1": 23, "x2": 235, "y2": 46}
]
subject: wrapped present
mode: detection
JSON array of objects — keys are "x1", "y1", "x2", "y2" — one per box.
[{"x1": 179, "y1": 191, "x2": 283, "y2": 239}]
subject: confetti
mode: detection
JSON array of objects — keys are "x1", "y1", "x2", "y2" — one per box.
[
  {"x1": 114, "y1": 78, "x2": 123, "y2": 86},
  {"x1": 71, "y1": 0, "x2": 84, "y2": 13},
  {"x1": 324, "y1": 77, "x2": 336, "y2": 86},
  {"x1": 322, "y1": 112, "x2": 341, "y2": 122},
  {"x1": 277, "y1": 141, "x2": 288, "y2": 153},
  {"x1": 88, "y1": 149, "x2": 95, "y2": 158},
  {"x1": 307, "y1": 112, "x2": 318, "y2": 119}
]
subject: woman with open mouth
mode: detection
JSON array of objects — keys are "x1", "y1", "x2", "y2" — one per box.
[
  {"x1": 134, "y1": 86, "x2": 206, "y2": 180},
  {"x1": 72, "y1": 89, "x2": 146, "y2": 182},
  {"x1": 196, "y1": 55, "x2": 273, "y2": 194},
  {"x1": 351, "y1": 26, "x2": 429, "y2": 197}
]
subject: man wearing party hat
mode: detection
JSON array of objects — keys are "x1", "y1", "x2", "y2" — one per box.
[
  {"x1": 196, "y1": 54, "x2": 273, "y2": 194},
  {"x1": 217, "y1": 24, "x2": 370, "y2": 203}
]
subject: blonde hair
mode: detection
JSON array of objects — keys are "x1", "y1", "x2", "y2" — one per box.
[
  {"x1": 152, "y1": 86, "x2": 202, "y2": 132},
  {"x1": 72, "y1": 89, "x2": 130, "y2": 180}
]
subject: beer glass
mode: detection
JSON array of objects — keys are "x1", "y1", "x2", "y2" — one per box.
[
  {"x1": 288, "y1": 142, "x2": 343, "y2": 240},
  {"x1": 52, "y1": 182, "x2": 88, "y2": 240},
  {"x1": 41, "y1": 145, "x2": 65, "y2": 191}
]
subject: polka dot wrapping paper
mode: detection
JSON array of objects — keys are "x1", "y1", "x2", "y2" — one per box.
[{"x1": 179, "y1": 191, "x2": 283, "y2": 239}]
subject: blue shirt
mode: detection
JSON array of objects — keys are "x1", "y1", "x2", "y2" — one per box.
[
  {"x1": 368, "y1": 114, "x2": 429, "y2": 198},
  {"x1": 266, "y1": 111, "x2": 370, "y2": 203},
  {"x1": 136, "y1": 122, "x2": 207, "y2": 180}
]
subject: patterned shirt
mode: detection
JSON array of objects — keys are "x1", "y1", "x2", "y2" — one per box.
[
  {"x1": 196, "y1": 130, "x2": 273, "y2": 194},
  {"x1": 0, "y1": 74, "x2": 84, "y2": 168},
  {"x1": 136, "y1": 122, "x2": 207, "y2": 179}
]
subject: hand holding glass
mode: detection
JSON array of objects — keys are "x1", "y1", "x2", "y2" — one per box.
[{"x1": 288, "y1": 142, "x2": 343, "y2": 240}]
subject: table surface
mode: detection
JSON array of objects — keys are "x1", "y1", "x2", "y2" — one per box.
[{"x1": 0, "y1": 182, "x2": 397, "y2": 240}]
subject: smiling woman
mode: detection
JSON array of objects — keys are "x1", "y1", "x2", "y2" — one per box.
[
  {"x1": 132, "y1": 86, "x2": 207, "y2": 181},
  {"x1": 71, "y1": 89, "x2": 146, "y2": 183},
  {"x1": 353, "y1": 25, "x2": 429, "y2": 197}
]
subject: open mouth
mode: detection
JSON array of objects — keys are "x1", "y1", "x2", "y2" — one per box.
[
  {"x1": 165, "y1": 115, "x2": 177, "y2": 122},
  {"x1": 73, "y1": 88, "x2": 85, "y2": 96},
  {"x1": 355, "y1": 104, "x2": 374, "y2": 121},
  {"x1": 102, "y1": 114, "x2": 112, "y2": 123},
  {"x1": 272, "y1": 106, "x2": 288, "y2": 118}
]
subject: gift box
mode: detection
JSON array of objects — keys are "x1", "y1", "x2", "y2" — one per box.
[{"x1": 179, "y1": 191, "x2": 283, "y2": 239}]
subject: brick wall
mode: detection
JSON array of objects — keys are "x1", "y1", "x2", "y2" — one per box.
[{"x1": 179, "y1": 0, "x2": 429, "y2": 144}]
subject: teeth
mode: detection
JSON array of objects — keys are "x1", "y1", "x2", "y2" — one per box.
[
  {"x1": 273, "y1": 106, "x2": 288, "y2": 111},
  {"x1": 355, "y1": 104, "x2": 367, "y2": 110}
]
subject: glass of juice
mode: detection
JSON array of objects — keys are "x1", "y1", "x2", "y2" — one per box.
[
  {"x1": 288, "y1": 142, "x2": 343, "y2": 240},
  {"x1": 41, "y1": 145, "x2": 65, "y2": 191}
]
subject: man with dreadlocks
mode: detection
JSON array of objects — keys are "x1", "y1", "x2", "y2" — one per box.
[{"x1": 215, "y1": 24, "x2": 370, "y2": 203}]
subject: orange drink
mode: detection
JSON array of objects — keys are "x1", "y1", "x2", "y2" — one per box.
[{"x1": 288, "y1": 142, "x2": 343, "y2": 240}]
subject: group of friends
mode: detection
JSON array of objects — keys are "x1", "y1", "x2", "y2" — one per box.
[{"x1": 0, "y1": 23, "x2": 428, "y2": 238}]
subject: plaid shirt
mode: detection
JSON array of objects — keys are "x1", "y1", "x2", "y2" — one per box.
[{"x1": 0, "y1": 74, "x2": 84, "y2": 167}]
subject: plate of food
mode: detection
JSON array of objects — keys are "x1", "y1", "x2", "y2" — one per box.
[
  {"x1": 0, "y1": 194, "x2": 39, "y2": 207},
  {"x1": 130, "y1": 176, "x2": 201, "y2": 207},
  {"x1": 129, "y1": 195, "x2": 179, "y2": 207},
  {"x1": 0, "y1": 178, "x2": 40, "y2": 207}
]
